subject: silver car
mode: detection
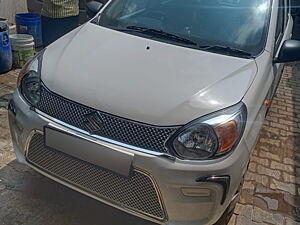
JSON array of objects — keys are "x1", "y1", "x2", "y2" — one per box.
[{"x1": 8, "y1": 0, "x2": 300, "y2": 225}]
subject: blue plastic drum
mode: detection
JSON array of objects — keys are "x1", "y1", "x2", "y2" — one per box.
[
  {"x1": 15, "y1": 13, "x2": 43, "y2": 47},
  {"x1": 0, "y1": 30, "x2": 12, "y2": 74}
]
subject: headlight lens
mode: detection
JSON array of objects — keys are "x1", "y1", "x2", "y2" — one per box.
[
  {"x1": 18, "y1": 50, "x2": 45, "y2": 106},
  {"x1": 167, "y1": 102, "x2": 247, "y2": 160}
]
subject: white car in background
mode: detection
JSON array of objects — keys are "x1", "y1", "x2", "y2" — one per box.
[{"x1": 9, "y1": 0, "x2": 300, "y2": 225}]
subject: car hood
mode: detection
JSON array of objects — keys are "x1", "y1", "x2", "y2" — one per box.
[{"x1": 42, "y1": 23, "x2": 257, "y2": 126}]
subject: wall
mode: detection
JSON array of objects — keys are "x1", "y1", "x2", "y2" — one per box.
[{"x1": 0, "y1": 0, "x2": 27, "y2": 23}]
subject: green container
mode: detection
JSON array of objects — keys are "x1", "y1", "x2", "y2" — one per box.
[{"x1": 9, "y1": 34, "x2": 35, "y2": 68}]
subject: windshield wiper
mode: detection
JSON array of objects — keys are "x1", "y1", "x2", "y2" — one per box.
[
  {"x1": 123, "y1": 25, "x2": 198, "y2": 46},
  {"x1": 198, "y1": 45, "x2": 253, "y2": 58}
]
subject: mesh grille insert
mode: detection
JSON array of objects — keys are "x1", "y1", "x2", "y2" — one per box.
[
  {"x1": 26, "y1": 133, "x2": 166, "y2": 220},
  {"x1": 36, "y1": 85, "x2": 179, "y2": 153}
]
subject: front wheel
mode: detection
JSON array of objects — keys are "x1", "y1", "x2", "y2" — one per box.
[
  {"x1": 214, "y1": 195, "x2": 238, "y2": 225},
  {"x1": 214, "y1": 178, "x2": 244, "y2": 225}
]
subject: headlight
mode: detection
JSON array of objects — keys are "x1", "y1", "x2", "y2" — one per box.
[
  {"x1": 18, "y1": 50, "x2": 45, "y2": 106},
  {"x1": 167, "y1": 103, "x2": 247, "y2": 160}
]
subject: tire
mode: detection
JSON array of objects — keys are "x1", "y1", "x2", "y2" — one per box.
[
  {"x1": 214, "y1": 179, "x2": 243, "y2": 225},
  {"x1": 213, "y1": 199, "x2": 237, "y2": 225}
]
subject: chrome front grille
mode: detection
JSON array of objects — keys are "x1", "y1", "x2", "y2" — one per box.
[
  {"x1": 36, "y1": 85, "x2": 179, "y2": 153},
  {"x1": 26, "y1": 133, "x2": 166, "y2": 221}
]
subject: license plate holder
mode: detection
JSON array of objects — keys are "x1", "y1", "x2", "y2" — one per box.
[{"x1": 44, "y1": 126, "x2": 134, "y2": 177}]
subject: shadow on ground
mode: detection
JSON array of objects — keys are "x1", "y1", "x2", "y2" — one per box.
[{"x1": 289, "y1": 62, "x2": 300, "y2": 221}]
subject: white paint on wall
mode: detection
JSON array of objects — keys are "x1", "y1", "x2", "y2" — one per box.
[{"x1": 0, "y1": 0, "x2": 27, "y2": 23}]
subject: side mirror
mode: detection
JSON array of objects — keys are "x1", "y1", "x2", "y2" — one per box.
[
  {"x1": 86, "y1": 1, "x2": 103, "y2": 19},
  {"x1": 274, "y1": 40, "x2": 300, "y2": 63}
]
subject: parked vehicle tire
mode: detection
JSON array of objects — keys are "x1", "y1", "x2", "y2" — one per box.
[{"x1": 214, "y1": 203, "x2": 236, "y2": 225}]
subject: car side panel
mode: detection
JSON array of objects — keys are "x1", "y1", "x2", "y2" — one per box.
[
  {"x1": 243, "y1": 51, "x2": 274, "y2": 152},
  {"x1": 243, "y1": 1, "x2": 294, "y2": 153}
]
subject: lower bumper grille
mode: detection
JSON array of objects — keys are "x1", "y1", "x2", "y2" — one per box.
[{"x1": 26, "y1": 133, "x2": 166, "y2": 221}]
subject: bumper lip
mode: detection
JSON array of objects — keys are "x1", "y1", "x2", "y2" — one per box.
[{"x1": 24, "y1": 129, "x2": 168, "y2": 224}]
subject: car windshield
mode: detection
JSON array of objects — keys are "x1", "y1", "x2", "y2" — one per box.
[{"x1": 96, "y1": 0, "x2": 271, "y2": 56}]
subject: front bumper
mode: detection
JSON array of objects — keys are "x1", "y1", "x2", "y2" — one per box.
[{"x1": 8, "y1": 89, "x2": 250, "y2": 225}]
